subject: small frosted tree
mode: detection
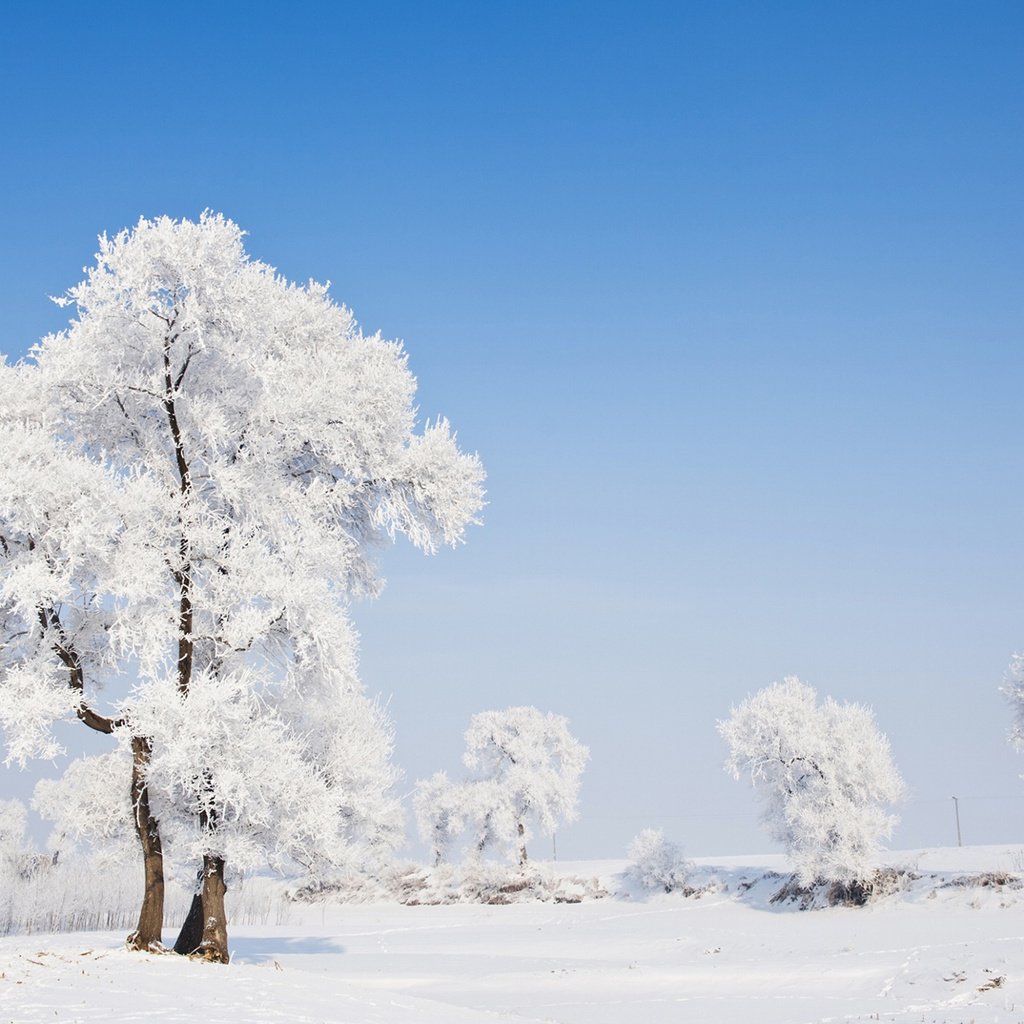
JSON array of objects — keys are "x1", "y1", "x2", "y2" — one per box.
[
  {"x1": 416, "y1": 707, "x2": 588, "y2": 867},
  {"x1": 413, "y1": 771, "x2": 469, "y2": 866},
  {"x1": 1001, "y1": 653, "x2": 1024, "y2": 751},
  {"x1": 0, "y1": 800, "x2": 31, "y2": 873},
  {"x1": 718, "y1": 677, "x2": 904, "y2": 887},
  {"x1": 0, "y1": 799, "x2": 34, "y2": 933}
]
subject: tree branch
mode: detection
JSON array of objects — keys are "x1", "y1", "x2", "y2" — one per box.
[
  {"x1": 162, "y1": 331, "x2": 194, "y2": 696},
  {"x1": 174, "y1": 345, "x2": 196, "y2": 391},
  {"x1": 35, "y1": 602, "x2": 124, "y2": 734}
]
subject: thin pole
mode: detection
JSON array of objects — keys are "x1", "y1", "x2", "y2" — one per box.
[
  {"x1": 552, "y1": 833, "x2": 557, "y2": 861},
  {"x1": 952, "y1": 795, "x2": 962, "y2": 847}
]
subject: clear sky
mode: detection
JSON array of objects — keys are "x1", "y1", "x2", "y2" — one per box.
[{"x1": 2, "y1": 1, "x2": 1024, "y2": 860}]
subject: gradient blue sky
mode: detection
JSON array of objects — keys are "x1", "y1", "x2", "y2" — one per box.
[{"x1": 2, "y1": 2, "x2": 1024, "y2": 859}]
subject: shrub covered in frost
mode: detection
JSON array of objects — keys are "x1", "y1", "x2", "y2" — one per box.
[{"x1": 627, "y1": 829, "x2": 693, "y2": 892}]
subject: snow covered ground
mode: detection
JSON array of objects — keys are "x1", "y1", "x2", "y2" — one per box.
[{"x1": 3, "y1": 846, "x2": 1024, "y2": 1024}]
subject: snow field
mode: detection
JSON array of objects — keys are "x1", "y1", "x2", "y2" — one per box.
[{"x1": 3, "y1": 848, "x2": 1024, "y2": 1024}]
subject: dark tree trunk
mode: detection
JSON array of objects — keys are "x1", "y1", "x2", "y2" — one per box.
[
  {"x1": 173, "y1": 871, "x2": 205, "y2": 955},
  {"x1": 35, "y1": 592, "x2": 165, "y2": 954},
  {"x1": 196, "y1": 854, "x2": 229, "y2": 963},
  {"x1": 517, "y1": 821, "x2": 528, "y2": 867},
  {"x1": 126, "y1": 736, "x2": 165, "y2": 951},
  {"x1": 162, "y1": 348, "x2": 231, "y2": 963}
]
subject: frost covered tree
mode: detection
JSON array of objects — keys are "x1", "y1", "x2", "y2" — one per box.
[
  {"x1": 416, "y1": 707, "x2": 588, "y2": 866},
  {"x1": 413, "y1": 771, "x2": 469, "y2": 866},
  {"x1": 0, "y1": 213, "x2": 484, "y2": 960},
  {"x1": 1001, "y1": 653, "x2": 1024, "y2": 752},
  {"x1": 0, "y1": 799, "x2": 36, "y2": 932},
  {"x1": 718, "y1": 677, "x2": 904, "y2": 887},
  {"x1": 0, "y1": 800, "x2": 32, "y2": 875},
  {"x1": 33, "y1": 752, "x2": 137, "y2": 868},
  {"x1": 463, "y1": 708, "x2": 588, "y2": 865}
]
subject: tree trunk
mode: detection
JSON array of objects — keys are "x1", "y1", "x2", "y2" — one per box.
[
  {"x1": 517, "y1": 821, "x2": 528, "y2": 867},
  {"x1": 174, "y1": 860, "x2": 229, "y2": 961},
  {"x1": 126, "y1": 736, "x2": 165, "y2": 952},
  {"x1": 196, "y1": 854, "x2": 229, "y2": 963},
  {"x1": 173, "y1": 871, "x2": 204, "y2": 955}
]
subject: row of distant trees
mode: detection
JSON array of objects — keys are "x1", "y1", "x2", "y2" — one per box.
[{"x1": 7, "y1": 666, "x2": 1008, "y2": 912}]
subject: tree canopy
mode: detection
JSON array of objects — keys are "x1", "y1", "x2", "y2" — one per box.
[{"x1": 718, "y1": 677, "x2": 904, "y2": 886}]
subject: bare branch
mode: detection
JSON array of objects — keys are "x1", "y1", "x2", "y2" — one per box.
[{"x1": 174, "y1": 345, "x2": 196, "y2": 391}]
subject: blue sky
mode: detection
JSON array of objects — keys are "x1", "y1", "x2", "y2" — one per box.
[{"x1": 3, "y1": 2, "x2": 1024, "y2": 858}]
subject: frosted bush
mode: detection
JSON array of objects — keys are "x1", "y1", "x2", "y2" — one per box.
[{"x1": 627, "y1": 829, "x2": 692, "y2": 892}]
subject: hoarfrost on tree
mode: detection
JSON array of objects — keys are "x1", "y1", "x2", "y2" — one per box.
[
  {"x1": 413, "y1": 771, "x2": 470, "y2": 867},
  {"x1": 627, "y1": 829, "x2": 692, "y2": 893},
  {"x1": 0, "y1": 213, "x2": 484, "y2": 959},
  {"x1": 33, "y1": 678, "x2": 402, "y2": 882},
  {"x1": 416, "y1": 707, "x2": 588, "y2": 866},
  {"x1": 718, "y1": 677, "x2": 904, "y2": 887},
  {"x1": 33, "y1": 752, "x2": 137, "y2": 868},
  {"x1": 1001, "y1": 653, "x2": 1024, "y2": 755},
  {"x1": 0, "y1": 799, "x2": 30, "y2": 873}
]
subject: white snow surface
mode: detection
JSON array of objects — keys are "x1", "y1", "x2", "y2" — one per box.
[{"x1": 3, "y1": 846, "x2": 1024, "y2": 1023}]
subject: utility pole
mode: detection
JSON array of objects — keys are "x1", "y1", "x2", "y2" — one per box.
[{"x1": 952, "y1": 795, "x2": 962, "y2": 847}]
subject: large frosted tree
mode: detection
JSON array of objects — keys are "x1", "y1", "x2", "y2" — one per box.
[{"x1": 0, "y1": 213, "x2": 484, "y2": 960}]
